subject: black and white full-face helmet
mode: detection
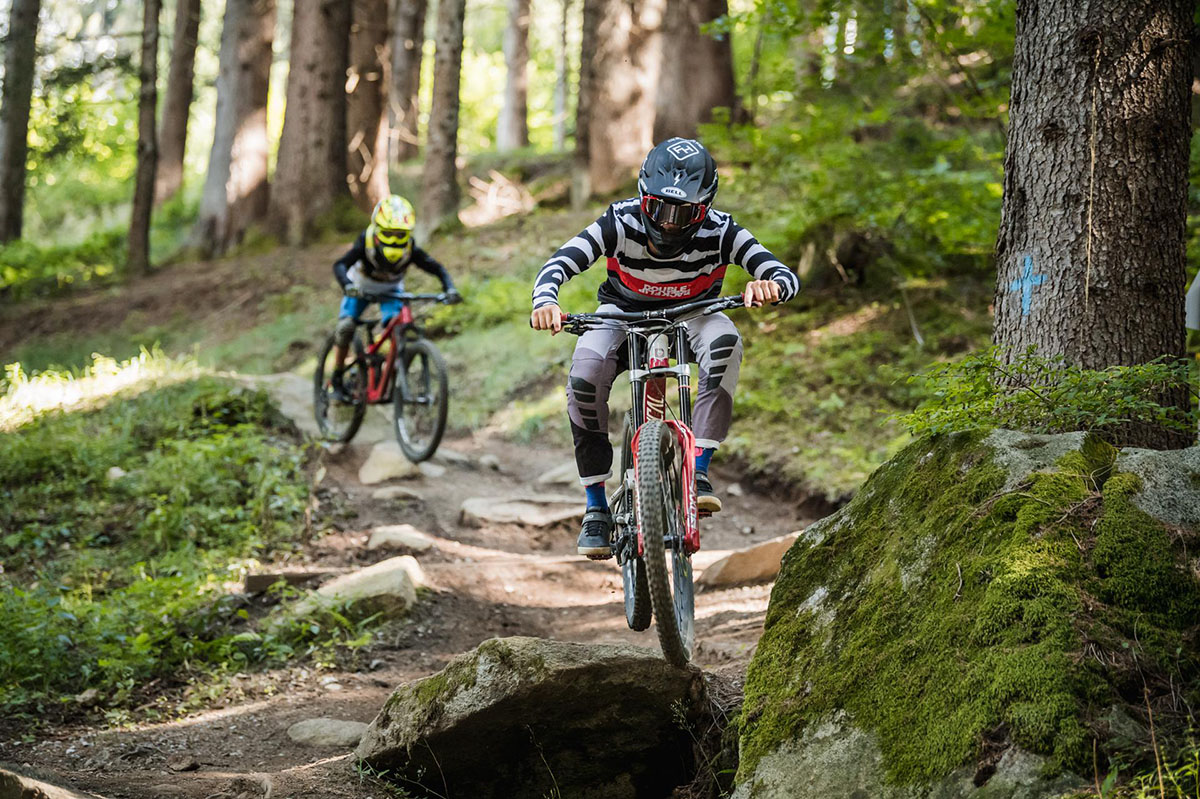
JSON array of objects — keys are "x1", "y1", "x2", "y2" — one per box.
[{"x1": 637, "y1": 137, "x2": 719, "y2": 259}]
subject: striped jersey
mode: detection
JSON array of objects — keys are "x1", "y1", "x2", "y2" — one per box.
[{"x1": 532, "y1": 198, "x2": 800, "y2": 312}]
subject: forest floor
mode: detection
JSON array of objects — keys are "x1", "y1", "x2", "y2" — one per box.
[{"x1": 0, "y1": 228, "x2": 813, "y2": 798}]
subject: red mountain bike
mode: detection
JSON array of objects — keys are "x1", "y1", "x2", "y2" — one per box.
[
  {"x1": 313, "y1": 291, "x2": 451, "y2": 462},
  {"x1": 560, "y1": 294, "x2": 744, "y2": 667}
]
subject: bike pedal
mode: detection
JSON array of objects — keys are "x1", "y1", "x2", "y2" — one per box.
[
  {"x1": 585, "y1": 552, "x2": 614, "y2": 561},
  {"x1": 698, "y1": 510, "x2": 713, "y2": 519}
]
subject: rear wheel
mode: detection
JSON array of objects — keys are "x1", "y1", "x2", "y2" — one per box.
[
  {"x1": 619, "y1": 412, "x2": 651, "y2": 632},
  {"x1": 636, "y1": 419, "x2": 695, "y2": 668},
  {"x1": 393, "y1": 337, "x2": 449, "y2": 462},
  {"x1": 313, "y1": 332, "x2": 367, "y2": 442}
]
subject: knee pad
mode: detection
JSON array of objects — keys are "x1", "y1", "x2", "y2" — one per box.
[{"x1": 334, "y1": 316, "x2": 357, "y2": 347}]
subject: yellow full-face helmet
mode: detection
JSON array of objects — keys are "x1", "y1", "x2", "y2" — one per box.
[{"x1": 367, "y1": 195, "x2": 416, "y2": 267}]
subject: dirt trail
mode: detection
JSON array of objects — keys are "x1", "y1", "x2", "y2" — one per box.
[{"x1": 0, "y1": 375, "x2": 810, "y2": 799}]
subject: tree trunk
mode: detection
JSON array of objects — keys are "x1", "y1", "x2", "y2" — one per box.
[
  {"x1": 391, "y1": 0, "x2": 427, "y2": 162},
  {"x1": 791, "y1": 25, "x2": 826, "y2": 92},
  {"x1": 993, "y1": 0, "x2": 1193, "y2": 449},
  {"x1": 418, "y1": 0, "x2": 466, "y2": 238},
  {"x1": 270, "y1": 0, "x2": 351, "y2": 244},
  {"x1": 194, "y1": 0, "x2": 275, "y2": 257},
  {"x1": 128, "y1": 0, "x2": 161, "y2": 276},
  {"x1": 572, "y1": 0, "x2": 665, "y2": 203},
  {"x1": 653, "y1": 0, "x2": 737, "y2": 141},
  {"x1": 154, "y1": 0, "x2": 201, "y2": 205},
  {"x1": 348, "y1": 0, "x2": 391, "y2": 211},
  {"x1": 554, "y1": 0, "x2": 570, "y2": 151},
  {"x1": 496, "y1": 0, "x2": 531, "y2": 151},
  {"x1": 0, "y1": 0, "x2": 41, "y2": 243}
]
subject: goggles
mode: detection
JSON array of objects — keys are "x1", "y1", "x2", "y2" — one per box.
[{"x1": 641, "y1": 195, "x2": 707, "y2": 228}]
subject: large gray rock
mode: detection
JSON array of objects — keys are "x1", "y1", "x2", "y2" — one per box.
[
  {"x1": 358, "y1": 441, "x2": 420, "y2": 485},
  {"x1": 737, "y1": 431, "x2": 1199, "y2": 799},
  {"x1": 460, "y1": 496, "x2": 583, "y2": 527},
  {"x1": 1117, "y1": 444, "x2": 1200, "y2": 531},
  {"x1": 697, "y1": 533, "x2": 800, "y2": 589},
  {"x1": 0, "y1": 768, "x2": 105, "y2": 799},
  {"x1": 732, "y1": 716, "x2": 1081, "y2": 799},
  {"x1": 286, "y1": 718, "x2": 369, "y2": 748},
  {"x1": 357, "y1": 637, "x2": 705, "y2": 799},
  {"x1": 307, "y1": 556, "x2": 424, "y2": 617}
]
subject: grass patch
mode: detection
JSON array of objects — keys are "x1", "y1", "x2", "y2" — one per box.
[{"x1": 0, "y1": 358, "x2": 375, "y2": 718}]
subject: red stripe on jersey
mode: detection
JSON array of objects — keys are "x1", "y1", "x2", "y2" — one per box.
[{"x1": 606, "y1": 258, "x2": 727, "y2": 301}]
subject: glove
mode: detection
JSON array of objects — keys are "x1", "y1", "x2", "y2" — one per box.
[
  {"x1": 343, "y1": 283, "x2": 362, "y2": 299},
  {"x1": 444, "y1": 289, "x2": 463, "y2": 305}
]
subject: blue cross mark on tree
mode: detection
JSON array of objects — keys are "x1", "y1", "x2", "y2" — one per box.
[{"x1": 1009, "y1": 255, "x2": 1047, "y2": 316}]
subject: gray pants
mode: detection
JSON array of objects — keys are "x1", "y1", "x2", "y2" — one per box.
[{"x1": 567, "y1": 304, "x2": 743, "y2": 485}]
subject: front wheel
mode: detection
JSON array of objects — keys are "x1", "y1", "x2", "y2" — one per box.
[
  {"x1": 393, "y1": 337, "x2": 449, "y2": 462},
  {"x1": 636, "y1": 419, "x2": 696, "y2": 668},
  {"x1": 314, "y1": 332, "x2": 367, "y2": 442}
]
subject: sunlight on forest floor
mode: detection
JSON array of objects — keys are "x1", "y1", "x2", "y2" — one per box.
[{"x1": 0, "y1": 348, "x2": 201, "y2": 431}]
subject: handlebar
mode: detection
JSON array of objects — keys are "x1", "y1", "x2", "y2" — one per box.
[
  {"x1": 561, "y1": 294, "x2": 745, "y2": 326},
  {"x1": 357, "y1": 291, "x2": 449, "y2": 304}
]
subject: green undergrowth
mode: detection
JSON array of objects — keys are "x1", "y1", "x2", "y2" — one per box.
[
  {"x1": 0, "y1": 369, "x2": 374, "y2": 718},
  {"x1": 740, "y1": 431, "x2": 1200, "y2": 788}
]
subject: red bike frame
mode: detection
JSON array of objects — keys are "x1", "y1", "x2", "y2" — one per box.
[
  {"x1": 364, "y1": 304, "x2": 415, "y2": 404},
  {"x1": 631, "y1": 336, "x2": 702, "y2": 556}
]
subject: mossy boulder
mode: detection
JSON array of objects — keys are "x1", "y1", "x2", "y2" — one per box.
[
  {"x1": 736, "y1": 431, "x2": 1200, "y2": 799},
  {"x1": 357, "y1": 636, "x2": 706, "y2": 798}
]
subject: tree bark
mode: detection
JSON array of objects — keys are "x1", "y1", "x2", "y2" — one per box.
[
  {"x1": 154, "y1": 0, "x2": 201, "y2": 205},
  {"x1": 128, "y1": 0, "x2": 161, "y2": 276},
  {"x1": 270, "y1": 0, "x2": 351, "y2": 244},
  {"x1": 418, "y1": 0, "x2": 466, "y2": 238},
  {"x1": 348, "y1": 0, "x2": 391, "y2": 211},
  {"x1": 390, "y1": 0, "x2": 427, "y2": 162},
  {"x1": 993, "y1": 0, "x2": 1193, "y2": 449},
  {"x1": 653, "y1": 0, "x2": 737, "y2": 141},
  {"x1": 554, "y1": 0, "x2": 570, "y2": 151},
  {"x1": 573, "y1": 0, "x2": 665, "y2": 203},
  {"x1": 194, "y1": 0, "x2": 275, "y2": 257},
  {"x1": 0, "y1": 0, "x2": 41, "y2": 243},
  {"x1": 496, "y1": 0, "x2": 531, "y2": 151}
]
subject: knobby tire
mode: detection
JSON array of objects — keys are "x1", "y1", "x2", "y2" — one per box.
[
  {"x1": 620, "y1": 412, "x2": 652, "y2": 631},
  {"x1": 393, "y1": 337, "x2": 449, "y2": 462},
  {"x1": 313, "y1": 332, "x2": 367, "y2": 443},
  {"x1": 636, "y1": 419, "x2": 693, "y2": 668}
]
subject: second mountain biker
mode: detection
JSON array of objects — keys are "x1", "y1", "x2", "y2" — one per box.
[
  {"x1": 529, "y1": 137, "x2": 801, "y2": 558},
  {"x1": 330, "y1": 194, "x2": 462, "y2": 402}
]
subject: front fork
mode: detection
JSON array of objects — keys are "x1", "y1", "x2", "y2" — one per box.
[{"x1": 617, "y1": 332, "x2": 701, "y2": 559}]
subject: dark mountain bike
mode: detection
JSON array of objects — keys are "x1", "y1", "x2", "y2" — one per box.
[
  {"x1": 313, "y1": 291, "x2": 450, "y2": 462},
  {"x1": 560, "y1": 294, "x2": 745, "y2": 668}
]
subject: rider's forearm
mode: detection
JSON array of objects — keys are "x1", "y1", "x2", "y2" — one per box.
[{"x1": 332, "y1": 260, "x2": 351, "y2": 287}]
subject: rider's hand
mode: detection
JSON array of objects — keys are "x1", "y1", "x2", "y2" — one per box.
[
  {"x1": 743, "y1": 279, "x2": 781, "y2": 308},
  {"x1": 343, "y1": 283, "x2": 362, "y2": 299},
  {"x1": 530, "y1": 304, "x2": 563, "y2": 334},
  {"x1": 444, "y1": 288, "x2": 463, "y2": 305}
]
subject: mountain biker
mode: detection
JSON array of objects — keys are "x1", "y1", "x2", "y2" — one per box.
[
  {"x1": 330, "y1": 195, "x2": 461, "y2": 401},
  {"x1": 530, "y1": 137, "x2": 800, "y2": 558}
]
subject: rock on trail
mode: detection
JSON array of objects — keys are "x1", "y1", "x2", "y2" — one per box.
[
  {"x1": 357, "y1": 636, "x2": 706, "y2": 799},
  {"x1": 697, "y1": 532, "x2": 800, "y2": 589}
]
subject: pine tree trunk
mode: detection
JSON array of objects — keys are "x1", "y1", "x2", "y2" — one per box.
[
  {"x1": 128, "y1": 0, "x2": 161, "y2": 276},
  {"x1": 348, "y1": 0, "x2": 391, "y2": 211},
  {"x1": 573, "y1": 0, "x2": 664, "y2": 202},
  {"x1": 496, "y1": 0, "x2": 531, "y2": 151},
  {"x1": 554, "y1": 0, "x2": 570, "y2": 151},
  {"x1": 0, "y1": 0, "x2": 41, "y2": 243},
  {"x1": 653, "y1": 0, "x2": 736, "y2": 141},
  {"x1": 418, "y1": 0, "x2": 466, "y2": 238},
  {"x1": 194, "y1": 0, "x2": 275, "y2": 257},
  {"x1": 994, "y1": 0, "x2": 1193, "y2": 449},
  {"x1": 391, "y1": 0, "x2": 427, "y2": 162},
  {"x1": 154, "y1": 0, "x2": 201, "y2": 205},
  {"x1": 270, "y1": 0, "x2": 351, "y2": 244}
]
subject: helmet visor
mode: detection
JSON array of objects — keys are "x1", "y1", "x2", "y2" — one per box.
[
  {"x1": 641, "y1": 195, "x2": 707, "y2": 228},
  {"x1": 374, "y1": 227, "x2": 412, "y2": 264}
]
